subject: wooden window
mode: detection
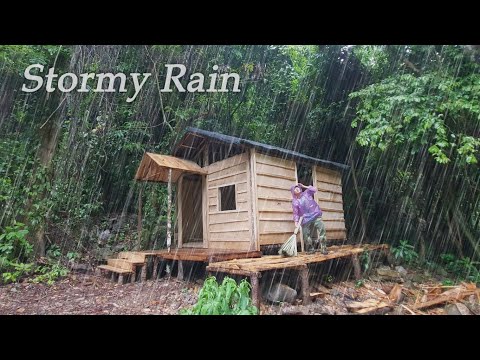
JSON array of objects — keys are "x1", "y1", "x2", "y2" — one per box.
[
  {"x1": 219, "y1": 185, "x2": 236, "y2": 211},
  {"x1": 296, "y1": 162, "x2": 313, "y2": 186}
]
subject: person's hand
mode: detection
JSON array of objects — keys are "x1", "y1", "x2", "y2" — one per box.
[{"x1": 294, "y1": 222, "x2": 299, "y2": 228}]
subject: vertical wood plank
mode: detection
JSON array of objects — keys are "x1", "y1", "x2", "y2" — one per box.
[
  {"x1": 248, "y1": 149, "x2": 259, "y2": 251},
  {"x1": 312, "y1": 165, "x2": 318, "y2": 203}
]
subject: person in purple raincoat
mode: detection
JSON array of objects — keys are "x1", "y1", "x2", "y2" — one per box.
[{"x1": 291, "y1": 183, "x2": 328, "y2": 254}]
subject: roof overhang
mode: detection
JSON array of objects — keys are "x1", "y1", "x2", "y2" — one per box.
[{"x1": 134, "y1": 152, "x2": 207, "y2": 183}]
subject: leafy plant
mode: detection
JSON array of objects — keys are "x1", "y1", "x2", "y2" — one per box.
[
  {"x1": 355, "y1": 279, "x2": 365, "y2": 288},
  {"x1": 391, "y1": 240, "x2": 418, "y2": 264},
  {"x1": 179, "y1": 276, "x2": 258, "y2": 315},
  {"x1": 32, "y1": 262, "x2": 69, "y2": 285},
  {"x1": 67, "y1": 251, "x2": 80, "y2": 261},
  {"x1": 0, "y1": 222, "x2": 34, "y2": 283},
  {"x1": 2, "y1": 262, "x2": 34, "y2": 284},
  {"x1": 46, "y1": 244, "x2": 61, "y2": 258},
  {"x1": 441, "y1": 279, "x2": 454, "y2": 286},
  {"x1": 0, "y1": 221, "x2": 32, "y2": 261},
  {"x1": 360, "y1": 251, "x2": 371, "y2": 272},
  {"x1": 439, "y1": 253, "x2": 480, "y2": 283}
]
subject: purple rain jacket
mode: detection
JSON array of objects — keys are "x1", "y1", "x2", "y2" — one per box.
[{"x1": 291, "y1": 185, "x2": 322, "y2": 226}]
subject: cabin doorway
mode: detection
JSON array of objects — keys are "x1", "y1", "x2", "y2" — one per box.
[{"x1": 180, "y1": 174, "x2": 204, "y2": 247}]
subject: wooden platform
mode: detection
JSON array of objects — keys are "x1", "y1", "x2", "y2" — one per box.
[
  {"x1": 206, "y1": 244, "x2": 388, "y2": 310},
  {"x1": 150, "y1": 248, "x2": 262, "y2": 263}
]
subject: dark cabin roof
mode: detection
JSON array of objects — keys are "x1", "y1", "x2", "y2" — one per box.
[{"x1": 173, "y1": 127, "x2": 349, "y2": 171}]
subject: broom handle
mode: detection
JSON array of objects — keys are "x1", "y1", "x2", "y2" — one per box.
[
  {"x1": 296, "y1": 216, "x2": 304, "y2": 252},
  {"x1": 294, "y1": 216, "x2": 303, "y2": 235}
]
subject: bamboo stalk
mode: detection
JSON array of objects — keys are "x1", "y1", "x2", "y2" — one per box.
[{"x1": 167, "y1": 168, "x2": 172, "y2": 252}]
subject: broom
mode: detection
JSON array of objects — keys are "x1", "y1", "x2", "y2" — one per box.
[{"x1": 278, "y1": 216, "x2": 303, "y2": 257}]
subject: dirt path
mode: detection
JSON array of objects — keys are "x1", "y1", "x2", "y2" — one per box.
[
  {"x1": 0, "y1": 274, "x2": 199, "y2": 315},
  {"x1": 1, "y1": 271, "x2": 475, "y2": 315}
]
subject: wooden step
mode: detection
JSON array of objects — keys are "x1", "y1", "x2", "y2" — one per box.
[
  {"x1": 97, "y1": 264, "x2": 133, "y2": 274},
  {"x1": 117, "y1": 252, "x2": 146, "y2": 263},
  {"x1": 107, "y1": 259, "x2": 135, "y2": 271}
]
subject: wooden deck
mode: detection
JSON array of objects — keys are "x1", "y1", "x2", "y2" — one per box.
[
  {"x1": 146, "y1": 248, "x2": 262, "y2": 263},
  {"x1": 206, "y1": 244, "x2": 388, "y2": 309}
]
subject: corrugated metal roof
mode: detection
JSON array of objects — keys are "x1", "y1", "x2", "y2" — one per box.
[{"x1": 175, "y1": 127, "x2": 349, "y2": 171}]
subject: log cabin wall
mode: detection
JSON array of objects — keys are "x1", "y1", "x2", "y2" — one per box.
[
  {"x1": 312, "y1": 165, "x2": 347, "y2": 240},
  {"x1": 254, "y1": 152, "x2": 298, "y2": 247},
  {"x1": 205, "y1": 152, "x2": 253, "y2": 251}
]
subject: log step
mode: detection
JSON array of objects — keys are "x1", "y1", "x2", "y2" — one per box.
[
  {"x1": 97, "y1": 264, "x2": 133, "y2": 274},
  {"x1": 107, "y1": 259, "x2": 135, "y2": 271},
  {"x1": 117, "y1": 252, "x2": 146, "y2": 263}
]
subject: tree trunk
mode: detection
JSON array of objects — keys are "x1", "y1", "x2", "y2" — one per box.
[
  {"x1": 31, "y1": 101, "x2": 64, "y2": 257},
  {"x1": 28, "y1": 47, "x2": 68, "y2": 258}
]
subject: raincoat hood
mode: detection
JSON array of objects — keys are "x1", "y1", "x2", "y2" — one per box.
[{"x1": 291, "y1": 184, "x2": 301, "y2": 197}]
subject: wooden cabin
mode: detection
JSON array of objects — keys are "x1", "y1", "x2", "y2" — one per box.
[{"x1": 134, "y1": 127, "x2": 349, "y2": 252}]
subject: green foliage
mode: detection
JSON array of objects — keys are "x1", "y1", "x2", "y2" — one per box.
[
  {"x1": 0, "y1": 221, "x2": 31, "y2": 260},
  {"x1": 355, "y1": 279, "x2": 365, "y2": 288},
  {"x1": 391, "y1": 240, "x2": 418, "y2": 264},
  {"x1": 2, "y1": 262, "x2": 34, "y2": 284},
  {"x1": 441, "y1": 279, "x2": 454, "y2": 286},
  {"x1": 31, "y1": 262, "x2": 69, "y2": 286},
  {"x1": 360, "y1": 251, "x2": 371, "y2": 272},
  {"x1": 0, "y1": 222, "x2": 34, "y2": 283},
  {"x1": 46, "y1": 244, "x2": 61, "y2": 258},
  {"x1": 350, "y1": 69, "x2": 480, "y2": 165},
  {"x1": 179, "y1": 276, "x2": 258, "y2": 315},
  {"x1": 440, "y1": 253, "x2": 480, "y2": 282},
  {"x1": 67, "y1": 251, "x2": 80, "y2": 261}
]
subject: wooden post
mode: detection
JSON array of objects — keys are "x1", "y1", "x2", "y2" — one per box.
[
  {"x1": 156, "y1": 258, "x2": 167, "y2": 279},
  {"x1": 167, "y1": 168, "x2": 172, "y2": 252},
  {"x1": 352, "y1": 254, "x2": 362, "y2": 279},
  {"x1": 299, "y1": 226, "x2": 305, "y2": 253},
  {"x1": 177, "y1": 175, "x2": 183, "y2": 249},
  {"x1": 299, "y1": 266, "x2": 310, "y2": 305},
  {"x1": 177, "y1": 260, "x2": 184, "y2": 281},
  {"x1": 152, "y1": 257, "x2": 159, "y2": 280},
  {"x1": 140, "y1": 264, "x2": 147, "y2": 282},
  {"x1": 248, "y1": 149, "x2": 259, "y2": 251},
  {"x1": 118, "y1": 274, "x2": 124, "y2": 285},
  {"x1": 131, "y1": 266, "x2": 136, "y2": 283},
  {"x1": 203, "y1": 144, "x2": 209, "y2": 249},
  {"x1": 137, "y1": 183, "x2": 143, "y2": 251},
  {"x1": 250, "y1": 273, "x2": 261, "y2": 312}
]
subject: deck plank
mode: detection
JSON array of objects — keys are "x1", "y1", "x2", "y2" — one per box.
[{"x1": 206, "y1": 244, "x2": 387, "y2": 273}]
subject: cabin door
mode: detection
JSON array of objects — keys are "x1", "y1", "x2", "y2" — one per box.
[{"x1": 180, "y1": 174, "x2": 204, "y2": 246}]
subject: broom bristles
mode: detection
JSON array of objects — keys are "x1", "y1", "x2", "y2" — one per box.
[{"x1": 278, "y1": 234, "x2": 297, "y2": 257}]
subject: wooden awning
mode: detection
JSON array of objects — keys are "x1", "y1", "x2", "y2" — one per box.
[{"x1": 134, "y1": 152, "x2": 207, "y2": 183}]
